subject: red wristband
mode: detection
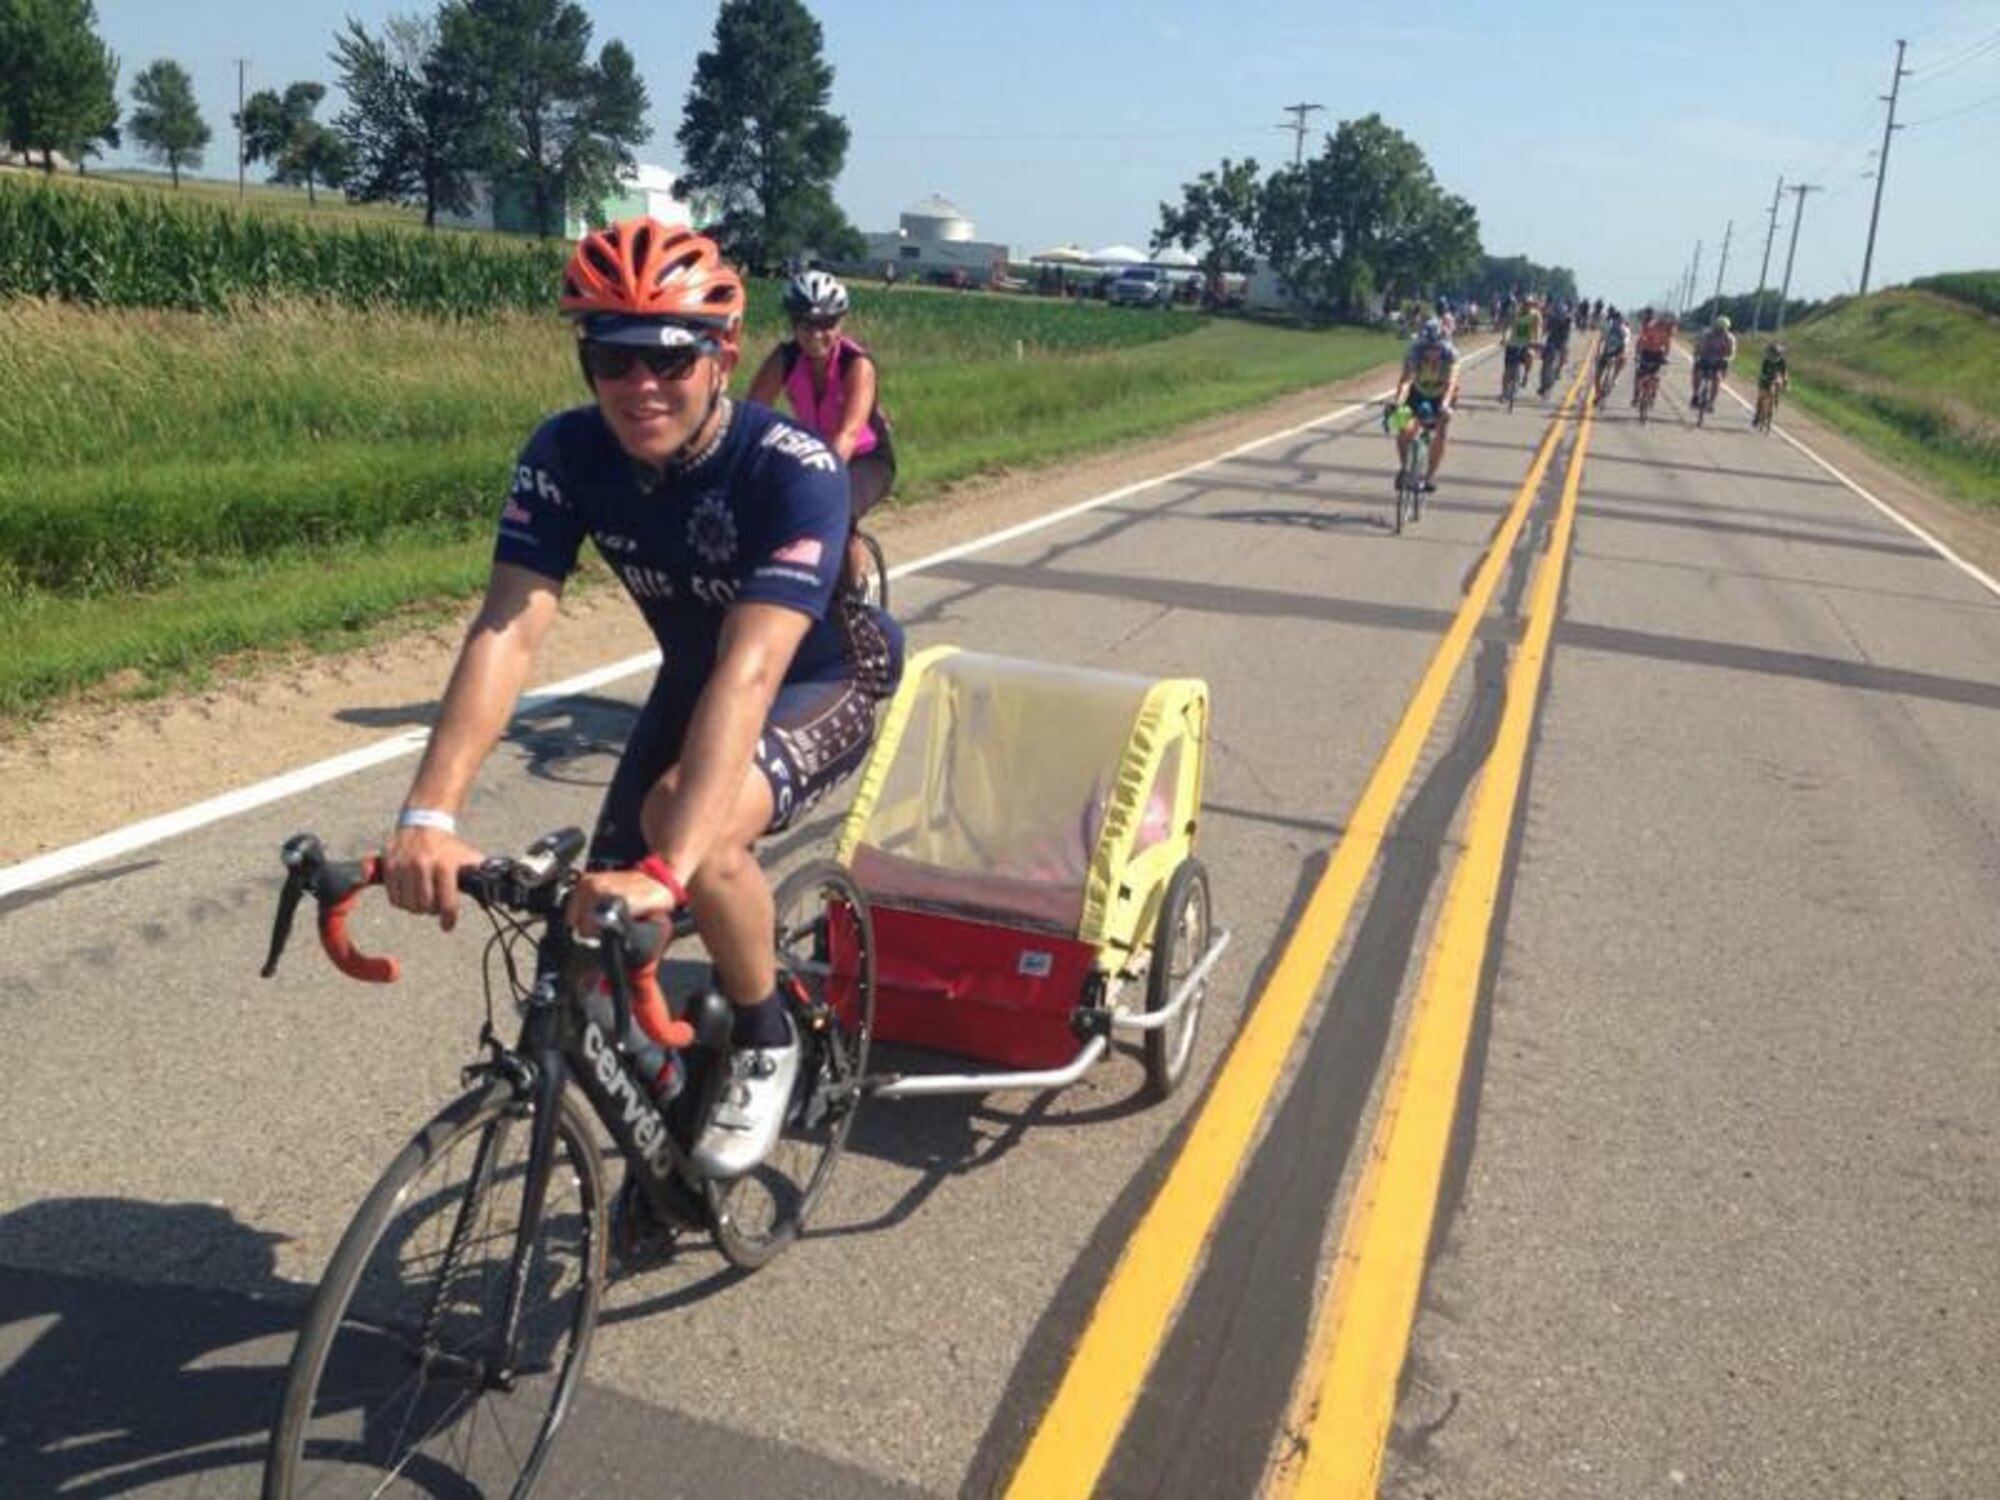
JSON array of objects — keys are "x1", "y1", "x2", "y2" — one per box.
[{"x1": 637, "y1": 854, "x2": 687, "y2": 905}]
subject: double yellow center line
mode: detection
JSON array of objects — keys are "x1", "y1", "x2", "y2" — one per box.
[{"x1": 1006, "y1": 364, "x2": 1599, "y2": 1498}]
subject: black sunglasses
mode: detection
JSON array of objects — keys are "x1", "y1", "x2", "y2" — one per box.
[
  {"x1": 581, "y1": 342, "x2": 706, "y2": 382},
  {"x1": 792, "y1": 315, "x2": 842, "y2": 332}
]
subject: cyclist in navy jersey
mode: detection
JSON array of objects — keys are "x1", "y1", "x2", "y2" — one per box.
[{"x1": 383, "y1": 217, "x2": 902, "y2": 1180}]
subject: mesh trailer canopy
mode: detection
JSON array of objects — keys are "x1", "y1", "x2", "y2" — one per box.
[{"x1": 832, "y1": 647, "x2": 1209, "y2": 1068}]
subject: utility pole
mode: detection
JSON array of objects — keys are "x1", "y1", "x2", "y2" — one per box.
[
  {"x1": 1686, "y1": 240, "x2": 1702, "y2": 318},
  {"x1": 1752, "y1": 175, "x2": 1784, "y2": 331},
  {"x1": 234, "y1": 58, "x2": 248, "y2": 201},
  {"x1": 1275, "y1": 102, "x2": 1325, "y2": 168},
  {"x1": 1859, "y1": 38, "x2": 1910, "y2": 296},
  {"x1": 1711, "y1": 220, "x2": 1733, "y2": 319},
  {"x1": 1775, "y1": 183, "x2": 1822, "y2": 332}
]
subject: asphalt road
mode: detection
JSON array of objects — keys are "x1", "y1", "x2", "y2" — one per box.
[{"x1": 2, "y1": 352, "x2": 1994, "y2": 1498}]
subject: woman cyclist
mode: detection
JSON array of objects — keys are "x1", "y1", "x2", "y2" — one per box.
[{"x1": 747, "y1": 270, "x2": 896, "y2": 599}]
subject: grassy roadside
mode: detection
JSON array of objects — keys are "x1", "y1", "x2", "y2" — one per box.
[
  {"x1": 1, "y1": 298, "x2": 1396, "y2": 721},
  {"x1": 1727, "y1": 286, "x2": 1998, "y2": 509}
]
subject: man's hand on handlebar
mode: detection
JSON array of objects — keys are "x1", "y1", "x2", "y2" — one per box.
[
  {"x1": 384, "y1": 826, "x2": 484, "y2": 932},
  {"x1": 566, "y1": 866, "x2": 682, "y2": 937}
]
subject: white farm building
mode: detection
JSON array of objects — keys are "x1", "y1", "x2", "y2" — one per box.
[{"x1": 849, "y1": 193, "x2": 1012, "y2": 286}]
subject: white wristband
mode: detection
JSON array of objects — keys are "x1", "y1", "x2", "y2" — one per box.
[{"x1": 397, "y1": 807, "x2": 459, "y2": 835}]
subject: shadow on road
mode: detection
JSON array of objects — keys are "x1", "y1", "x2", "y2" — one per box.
[{"x1": 0, "y1": 1197, "x2": 303, "y2": 1495}]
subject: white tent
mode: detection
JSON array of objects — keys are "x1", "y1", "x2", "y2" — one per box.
[
  {"x1": 1090, "y1": 244, "x2": 1148, "y2": 265},
  {"x1": 1031, "y1": 243, "x2": 1092, "y2": 263},
  {"x1": 1150, "y1": 245, "x2": 1199, "y2": 268}
]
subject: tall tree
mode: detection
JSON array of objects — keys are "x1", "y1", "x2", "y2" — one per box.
[
  {"x1": 331, "y1": 13, "x2": 482, "y2": 228},
  {"x1": 675, "y1": 0, "x2": 860, "y2": 274},
  {"x1": 238, "y1": 81, "x2": 349, "y2": 205},
  {"x1": 1256, "y1": 114, "x2": 1479, "y2": 321},
  {"x1": 1152, "y1": 157, "x2": 1263, "y2": 294},
  {"x1": 1, "y1": 0, "x2": 119, "y2": 172},
  {"x1": 443, "y1": 0, "x2": 649, "y2": 239},
  {"x1": 128, "y1": 58, "x2": 208, "y2": 186}
]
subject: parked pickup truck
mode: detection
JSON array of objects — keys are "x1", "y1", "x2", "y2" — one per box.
[{"x1": 1105, "y1": 266, "x2": 1170, "y2": 307}]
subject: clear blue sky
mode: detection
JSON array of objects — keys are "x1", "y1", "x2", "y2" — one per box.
[{"x1": 95, "y1": 0, "x2": 2000, "y2": 309}]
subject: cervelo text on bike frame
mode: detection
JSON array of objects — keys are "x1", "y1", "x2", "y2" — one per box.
[{"x1": 580, "y1": 1020, "x2": 676, "y2": 1180}]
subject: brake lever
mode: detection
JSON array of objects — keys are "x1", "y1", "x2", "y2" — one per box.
[
  {"x1": 261, "y1": 865, "x2": 307, "y2": 978},
  {"x1": 262, "y1": 833, "x2": 325, "y2": 978}
]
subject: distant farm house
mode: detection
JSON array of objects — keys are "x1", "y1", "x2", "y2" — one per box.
[
  {"x1": 842, "y1": 193, "x2": 1012, "y2": 287},
  {"x1": 439, "y1": 162, "x2": 708, "y2": 238}
]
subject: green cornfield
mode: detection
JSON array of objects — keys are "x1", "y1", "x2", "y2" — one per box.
[
  {"x1": 0, "y1": 173, "x2": 565, "y2": 315},
  {"x1": 1909, "y1": 271, "x2": 2000, "y2": 318}
]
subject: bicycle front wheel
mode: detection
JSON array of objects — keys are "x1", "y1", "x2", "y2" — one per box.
[
  {"x1": 264, "y1": 1083, "x2": 606, "y2": 1499},
  {"x1": 857, "y1": 529, "x2": 889, "y2": 611}
]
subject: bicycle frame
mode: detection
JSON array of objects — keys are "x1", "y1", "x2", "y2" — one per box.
[{"x1": 437, "y1": 935, "x2": 725, "y2": 1378}]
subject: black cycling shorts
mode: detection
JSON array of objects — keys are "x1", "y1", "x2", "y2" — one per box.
[
  {"x1": 1407, "y1": 393, "x2": 1449, "y2": 423},
  {"x1": 588, "y1": 673, "x2": 883, "y2": 866},
  {"x1": 1637, "y1": 349, "x2": 1668, "y2": 375},
  {"x1": 848, "y1": 451, "x2": 895, "y2": 521}
]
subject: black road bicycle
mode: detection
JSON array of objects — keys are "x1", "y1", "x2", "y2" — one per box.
[
  {"x1": 257, "y1": 828, "x2": 876, "y2": 1497},
  {"x1": 1538, "y1": 339, "x2": 1567, "y2": 399},
  {"x1": 854, "y1": 525, "x2": 890, "y2": 611}
]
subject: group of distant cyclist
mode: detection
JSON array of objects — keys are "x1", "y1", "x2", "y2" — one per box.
[{"x1": 1385, "y1": 287, "x2": 1794, "y2": 495}]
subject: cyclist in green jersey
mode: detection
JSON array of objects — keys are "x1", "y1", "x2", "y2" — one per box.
[
  {"x1": 1388, "y1": 317, "x2": 1461, "y2": 490},
  {"x1": 1504, "y1": 295, "x2": 1544, "y2": 396}
]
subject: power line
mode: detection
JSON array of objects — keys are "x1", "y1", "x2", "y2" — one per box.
[
  {"x1": 1903, "y1": 89, "x2": 2000, "y2": 126},
  {"x1": 1907, "y1": 26, "x2": 2000, "y2": 84},
  {"x1": 1860, "y1": 38, "x2": 1911, "y2": 296},
  {"x1": 1776, "y1": 183, "x2": 1823, "y2": 333},
  {"x1": 1751, "y1": 174, "x2": 1785, "y2": 332},
  {"x1": 1275, "y1": 102, "x2": 1325, "y2": 168},
  {"x1": 233, "y1": 57, "x2": 248, "y2": 202}
]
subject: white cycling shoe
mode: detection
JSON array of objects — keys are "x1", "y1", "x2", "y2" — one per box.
[{"x1": 691, "y1": 1015, "x2": 799, "y2": 1179}]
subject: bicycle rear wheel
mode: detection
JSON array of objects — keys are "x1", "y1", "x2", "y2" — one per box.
[
  {"x1": 264, "y1": 1084, "x2": 605, "y2": 1499},
  {"x1": 710, "y1": 860, "x2": 876, "y2": 1270}
]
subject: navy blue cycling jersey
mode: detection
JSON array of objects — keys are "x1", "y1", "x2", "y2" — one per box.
[{"x1": 496, "y1": 399, "x2": 901, "y2": 691}]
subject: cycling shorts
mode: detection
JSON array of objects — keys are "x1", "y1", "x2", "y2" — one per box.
[
  {"x1": 1758, "y1": 368, "x2": 1787, "y2": 391},
  {"x1": 1407, "y1": 393, "x2": 1449, "y2": 423},
  {"x1": 1637, "y1": 349, "x2": 1668, "y2": 376},
  {"x1": 849, "y1": 450, "x2": 895, "y2": 521},
  {"x1": 589, "y1": 672, "x2": 883, "y2": 865},
  {"x1": 1694, "y1": 357, "x2": 1728, "y2": 377}
]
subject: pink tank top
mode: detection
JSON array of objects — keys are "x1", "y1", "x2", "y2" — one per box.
[{"x1": 781, "y1": 335, "x2": 880, "y2": 460}]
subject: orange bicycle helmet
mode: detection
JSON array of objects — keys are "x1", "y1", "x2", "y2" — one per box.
[{"x1": 560, "y1": 217, "x2": 745, "y2": 344}]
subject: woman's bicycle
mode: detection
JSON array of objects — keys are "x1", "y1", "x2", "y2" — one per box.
[
  {"x1": 257, "y1": 828, "x2": 876, "y2": 1497},
  {"x1": 1752, "y1": 381, "x2": 1783, "y2": 433},
  {"x1": 852, "y1": 524, "x2": 889, "y2": 611}
]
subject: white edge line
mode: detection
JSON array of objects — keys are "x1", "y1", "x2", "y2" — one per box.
[
  {"x1": 1714, "y1": 372, "x2": 2000, "y2": 600},
  {"x1": 4, "y1": 380, "x2": 1423, "y2": 899}
]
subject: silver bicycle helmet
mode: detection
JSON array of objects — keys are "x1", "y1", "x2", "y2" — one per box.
[{"x1": 783, "y1": 269, "x2": 849, "y2": 320}]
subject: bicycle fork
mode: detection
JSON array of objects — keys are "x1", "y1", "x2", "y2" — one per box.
[{"x1": 416, "y1": 1001, "x2": 569, "y2": 1392}]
